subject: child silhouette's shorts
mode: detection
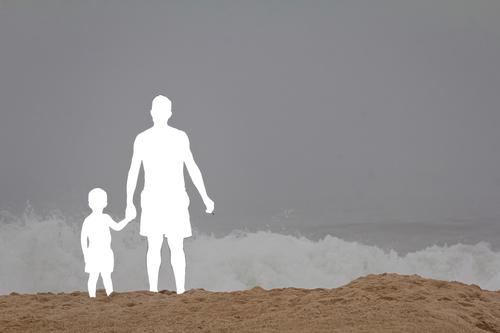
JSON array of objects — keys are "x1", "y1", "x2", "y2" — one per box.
[{"x1": 85, "y1": 247, "x2": 114, "y2": 273}]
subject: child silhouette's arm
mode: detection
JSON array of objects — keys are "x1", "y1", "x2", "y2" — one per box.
[
  {"x1": 108, "y1": 215, "x2": 133, "y2": 231},
  {"x1": 80, "y1": 220, "x2": 90, "y2": 264}
]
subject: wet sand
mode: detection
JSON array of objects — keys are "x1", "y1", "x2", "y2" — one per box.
[{"x1": 1, "y1": 273, "x2": 500, "y2": 332}]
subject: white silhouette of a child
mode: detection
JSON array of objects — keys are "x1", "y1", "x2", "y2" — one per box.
[{"x1": 80, "y1": 187, "x2": 133, "y2": 297}]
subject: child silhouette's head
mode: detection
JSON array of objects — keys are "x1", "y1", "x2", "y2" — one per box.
[{"x1": 88, "y1": 188, "x2": 107, "y2": 211}]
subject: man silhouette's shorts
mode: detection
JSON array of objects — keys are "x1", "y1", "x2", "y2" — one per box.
[{"x1": 139, "y1": 189, "x2": 192, "y2": 239}]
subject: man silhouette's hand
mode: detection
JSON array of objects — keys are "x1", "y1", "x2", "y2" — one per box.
[
  {"x1": 204, "y1": 197, "x2": 215, "y2": 214},
  {"x1": 126, "y1": 203, "x2": 137, "y2": 220}
]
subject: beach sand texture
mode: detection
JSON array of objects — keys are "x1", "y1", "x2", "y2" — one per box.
[{"x1": 1, "y1": 273, "x2": 500, "y2": 332}]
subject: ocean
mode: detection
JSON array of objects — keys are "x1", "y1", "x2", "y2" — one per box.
[{"x1": 1, "y1": 207, "x2": 499, "y2": 294}]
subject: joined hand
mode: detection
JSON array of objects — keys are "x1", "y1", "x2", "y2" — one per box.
[{"x1": 126, "y1": 204, "x2": 137, "y2": 220}]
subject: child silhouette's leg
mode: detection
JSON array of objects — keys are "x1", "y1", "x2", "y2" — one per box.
[
  {"x1": 88, "y1": 272, "x2": 99, "y2": 298},
  {"x1": 102, "y1": 272, "x2": 114, "y2": 296}
]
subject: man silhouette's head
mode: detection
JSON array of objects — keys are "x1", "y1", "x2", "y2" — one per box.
[
  {"x1": 150, "y1": 95, "x2": 172, "y2": 126},
  {"x1": 88, "y1": 187, "x2": 107, "y2": 211}
]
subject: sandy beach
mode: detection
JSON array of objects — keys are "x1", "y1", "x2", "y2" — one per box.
[{"x1": 1, "y1": 273, "x2": 500, "y2": 332}]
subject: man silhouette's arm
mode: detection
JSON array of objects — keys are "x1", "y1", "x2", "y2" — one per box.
[
  {"x1": 183, "y1": 134, "x2": 214, "y2": 213},
  {"x1": 126, "y1": 136, "x2": 142, "y2": 218}
]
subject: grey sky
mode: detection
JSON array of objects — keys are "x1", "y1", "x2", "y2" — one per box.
[{"x1": 1, "y1": 0, "x2": 499, "y2": 229}]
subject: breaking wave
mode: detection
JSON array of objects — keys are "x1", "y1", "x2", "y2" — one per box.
[{"x1": 1, "y1": 208, "x2": 499, "y2": 294}]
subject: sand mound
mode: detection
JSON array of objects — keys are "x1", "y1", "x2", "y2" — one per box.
[{"x1": 1, "y1": 273, "x2": 500, "y2": 332}]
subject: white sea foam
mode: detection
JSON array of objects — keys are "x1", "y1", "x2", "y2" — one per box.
[{"x1": 1, "y1": 208, "x2": 500, "y2": 294}]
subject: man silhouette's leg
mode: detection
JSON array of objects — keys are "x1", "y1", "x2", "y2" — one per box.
[
  {"x1": 102, "y1": 272, "x2": 114, "y2": 296},
  {"x1": 147, "y1": 234, "x2": 163, "y2": 292},
  {"x1": 88, "y1": 272, "x2": 99, "y2": 298},
  {"x1": 167, "y1": 236, "x2": 186, "y2": 294}
]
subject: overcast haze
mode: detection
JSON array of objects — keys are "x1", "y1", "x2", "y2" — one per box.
[{"x1": 1, "y1": 0, "x2": 500, "y2": 231}]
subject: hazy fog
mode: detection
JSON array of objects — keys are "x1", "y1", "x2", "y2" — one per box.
[{"x1": 1, "y1": 0, "x2": 499, "y2": 230}]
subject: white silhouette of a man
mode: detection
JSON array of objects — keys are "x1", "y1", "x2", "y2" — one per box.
[{"x1": 126, "y1": 95, "x2": 214, "y2": 294}]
